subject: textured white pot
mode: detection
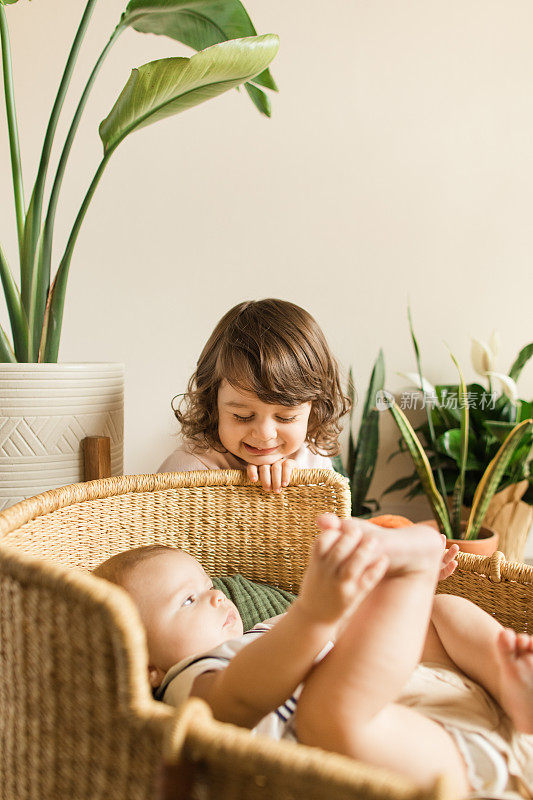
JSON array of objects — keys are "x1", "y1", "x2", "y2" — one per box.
[{"x1": 0, "y1": 363, "x2": 124, "y2": 510}]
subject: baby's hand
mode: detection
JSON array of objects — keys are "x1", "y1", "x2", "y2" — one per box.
[
  {"x1": 247, "y1": 458, "x2": 296, "y2": 493},
  {"x1": 438, "y1": 535, "x2": 459, "y2": 581},
  {"x1": 297, "y1": 516, "x2": 389, "y2": 625}
]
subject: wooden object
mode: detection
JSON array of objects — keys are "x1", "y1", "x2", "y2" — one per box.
[{"x1": 82, "y1": 436, "x2": 111, "y2": 481}]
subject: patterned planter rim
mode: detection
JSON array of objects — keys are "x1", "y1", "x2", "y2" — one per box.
[{"x1": 0, "y1": 363, "x2": 124, "y2": 511}]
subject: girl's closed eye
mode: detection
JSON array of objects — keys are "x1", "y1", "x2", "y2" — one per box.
[
  {"x1": 233, "y1": 413, "x2": 253, "y2": 422},
  {"x1": 276, "y1": 415, "x2": 297, "y2": 423}
]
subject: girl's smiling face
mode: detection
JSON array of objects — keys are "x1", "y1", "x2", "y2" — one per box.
[{"x1": 217, "y1": 380, "x2": 312, "y2": 465}]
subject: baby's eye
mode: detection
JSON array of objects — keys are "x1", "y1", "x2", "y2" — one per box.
[
  {"x1": 233, "y1": 414, "x2": 253, "y2": 422},
  {"x1": 182, "y1": 594, "x2": 196, "y2": 607},
  {"x1": 276, "y1": 415, "x2": 297, "y2": 423}
]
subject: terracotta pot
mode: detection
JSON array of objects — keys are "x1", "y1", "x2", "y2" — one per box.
[{"x1": 422, "y1": 520, "x2": 499, "y2": 556}]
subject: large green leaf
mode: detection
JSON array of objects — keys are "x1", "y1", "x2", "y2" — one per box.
[
  {"x1": 99, "y1": 34, "x2": 279, "y2": 154},
  {"x1": 464, "y1": 419, "x2": 533, "y2": 539},
  {"x1": 509, "y1": 342, "x2": 533, "y2": 382},
  {"x1": 121, "y1": 0, "x2": 278, "y2": 114},
  {"x1": 41, "y1": 35, "x2": 279, "y2": 362}
]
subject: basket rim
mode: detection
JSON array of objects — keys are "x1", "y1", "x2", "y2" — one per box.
[{"x1": 0, "y1": 468, "x2": 350, "y2": 535}]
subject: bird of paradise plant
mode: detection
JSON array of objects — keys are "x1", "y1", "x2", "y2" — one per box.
[
  {"x1": 386, "y1": 312, "x2": 533, "y2": 540},
  {"x1": 0, "y1": 0, "x2": 279, "y2": 363}
]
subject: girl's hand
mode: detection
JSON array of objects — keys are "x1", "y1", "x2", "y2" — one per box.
[
  {"x1": 297, "y1": 518, "x2": 389, "y2": 625},
  {"x1": 246, "y1": 458, "x2": 296, "y2": 492}
]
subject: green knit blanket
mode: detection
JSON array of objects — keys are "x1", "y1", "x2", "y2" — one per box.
[{"x1": 213, "y1": 575, "x2": 296, "y2": 632}]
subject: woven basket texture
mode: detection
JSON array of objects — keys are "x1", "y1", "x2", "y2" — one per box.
[{"x1": 0, "y1": 469, "x2": 532, "y2": 800}]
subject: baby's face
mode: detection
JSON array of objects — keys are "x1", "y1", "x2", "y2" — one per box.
[
  {"x1": 124, "y1": 550, "x2": 243, "y2": 686},
  {"x1": 217, "y1": 380, "x2": 312, "y2": 465}
]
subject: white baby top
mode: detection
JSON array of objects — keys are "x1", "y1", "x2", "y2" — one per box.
[{"x1": 154, "y1": 621, "x2": 304, "y2": 740}]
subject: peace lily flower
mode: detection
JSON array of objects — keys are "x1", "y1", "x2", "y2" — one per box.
[
  {"x1": 470, "y1": 331, "x2": 501, "y2": 377},
  {"x1": 487, "y1": 372, "x2": 519, "y2": 404}
]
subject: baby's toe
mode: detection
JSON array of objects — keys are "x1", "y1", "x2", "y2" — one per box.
[{"x1": 497, "y1": 627, "x2": 517, "y2": 656}]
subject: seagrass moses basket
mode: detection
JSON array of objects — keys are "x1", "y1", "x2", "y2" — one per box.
[{"x1": 0, "y1": 468, "x2": 532, "y2": 800}]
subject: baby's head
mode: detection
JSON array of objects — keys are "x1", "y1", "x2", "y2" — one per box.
[
  {"x1": 175, "y1": 298, "x2": 350, "y2": 462},
  {"x1": 93, "y1": 545, "x2": 243, "y2": 688}
]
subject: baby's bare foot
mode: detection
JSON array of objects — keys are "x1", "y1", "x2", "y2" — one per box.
[
  {"x1": 317, "y1": 515, "x2": 443, "y2": 578},
  {"x1": 495, "y1": 628, "x2": 533, "y2": 733}
]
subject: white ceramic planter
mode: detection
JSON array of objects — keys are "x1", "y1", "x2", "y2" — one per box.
[{"x1": 0, "y1": 363, "x2": 124, "y2": 510}]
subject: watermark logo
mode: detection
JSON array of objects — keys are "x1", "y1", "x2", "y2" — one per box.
[
  {"x1": 375, "y1": 390, "x2": 395, "y2": 411},
  {"x1": 374, "y1": 389, "x2": 498, "y2": 412}
]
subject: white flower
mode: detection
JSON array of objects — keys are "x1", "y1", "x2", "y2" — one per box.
[
  {"x1": 471, "y1": 331, "x2": 500, "y2": 377},
  {"x1": 397, "y1": 372, "x2": 437, "y2": 398},
  {"x1": 487, "y1": 372, "x2": 519, "y2": 404}
]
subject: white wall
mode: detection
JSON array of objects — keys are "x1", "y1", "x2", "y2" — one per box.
[{"x1": 1, "y1": 1, "x2": 532, "y2": 553}]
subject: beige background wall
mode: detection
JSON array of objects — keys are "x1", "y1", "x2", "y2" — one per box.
[{"x1": 1, "y1": 1, "x2": 532, "y2": 552}]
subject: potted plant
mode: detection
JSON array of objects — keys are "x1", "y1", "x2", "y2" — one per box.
[
  {"x1": 385, "y1": 314, "x2": 533, "y2": 557},
  {"x1": 0, "y1": 0, "x2": 278, "y2": 508},
  {"x1": 333, "y1": 350, "x2": 385, "y2": 517}
]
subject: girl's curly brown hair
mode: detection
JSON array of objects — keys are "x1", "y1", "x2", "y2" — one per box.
[{"x1": 175, "y1": 299, "x2": 351, "y2": 456}]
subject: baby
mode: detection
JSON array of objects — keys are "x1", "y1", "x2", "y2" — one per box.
[{"x1": 94, "y1": 517, "x2": 533, "y2": 797}]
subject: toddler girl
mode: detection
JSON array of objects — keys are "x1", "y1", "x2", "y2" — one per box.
[{"x1": 157, "y1": 299, "x2": 350, "y2": 492}]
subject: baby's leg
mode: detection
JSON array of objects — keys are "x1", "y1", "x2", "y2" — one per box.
[
  {"x1": 495, "y1": 628, "x2": 533, "y2": 733},
  {"x1": 424, "y1": 593, "x2": 533, "y2": 730},
  {"x1": 295, "y1": 518, "x2": 470, "y2": 793}
]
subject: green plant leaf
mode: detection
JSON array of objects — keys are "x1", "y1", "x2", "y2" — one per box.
[
  {"x1": 388, "y1": 401, "x2": 452, "y2": 537},
  {"x1": 121, "y1": 0, "x2": 277, "y2": 113},
  {"x1": 0, "y1": 323, "x2": 16, "y2": 362},
  {"x1": 408, "y1": 308, "x2": 448, "y2": 502},
  {"x1": 0, "y1": 242, "x2": 28, "y2": 360},
  {"x1": 382, "y1": 474, "x2": 418, "y2": 496},
  {"x1": 518, "y1": 401, "x2": 533, "y2": 423},
  {"x1": 244, "y1": 81, "x2": 270, "y2": 117},
  {"x1": 331, "y1": 454, "x2": 347, "y2": 477},
  {"x1": 483, "y1": 420, "x2": 517, "y2": 444},
  {"x1": 42, "y1": 35, "x2": 279, "y2": 362},
  {"x1": 509, "y1": 342, "x2": 533, "y2": 382},
  {"x1": 99, "y1": 35, "x2": 279, "y2": 154},
  {"x1": 436, "y1": 430, "x2": 480, "y2": 469},
  {"x1": 464, "y1": 418, "x2": 533, "y2": 539},
  {"x1": 351, "y1": 350, "x2": 385, "y2": 514},
  {"x1": 448, "y1": 353, "x2": 468, "y2": 536}
]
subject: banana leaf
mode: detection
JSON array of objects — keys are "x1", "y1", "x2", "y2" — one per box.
[
  {"x1": 99, "y1": 35, "x2": 278, "y2": 153},
  {"x1": 121, "y1": 0, "x2": 277, "y2": 115},
  {"x1": 464, "y1": 418, "x2": 533, "y2": 539},
  {"x1": 41, "y1": 35, "x2": 279, "y2": 361}
]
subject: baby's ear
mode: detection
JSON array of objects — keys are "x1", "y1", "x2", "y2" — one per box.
[{"x1": 148, "y1": 665, "x2": 166, "y2": 689}]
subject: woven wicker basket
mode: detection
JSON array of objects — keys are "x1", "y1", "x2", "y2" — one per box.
[{"x1": 0, "y1": 469, "x2": 532, "y2": 800}]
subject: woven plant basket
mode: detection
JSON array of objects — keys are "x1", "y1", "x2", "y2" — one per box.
[
  {"x1": 482, "y1": 480, "x2": 533, "y2": 562},
  {"x1": 0, "y1": 469, "x2": 532, "y2": 800}
]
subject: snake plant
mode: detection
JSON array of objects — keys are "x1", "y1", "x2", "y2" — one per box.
[
  {"x1": 333, "y1": 350, "x2": 385, "y2": 516},
  {"x1": 0, "y1": 0, "x2": 279, "y2": 363},
  {"x1": 386, "y1": 320, "x2": 533, "y2": 539}
]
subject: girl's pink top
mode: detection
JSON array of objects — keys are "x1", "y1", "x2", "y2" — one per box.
[{"x1": 157, "y1": 443, "x2": 332, "y2": 473}]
